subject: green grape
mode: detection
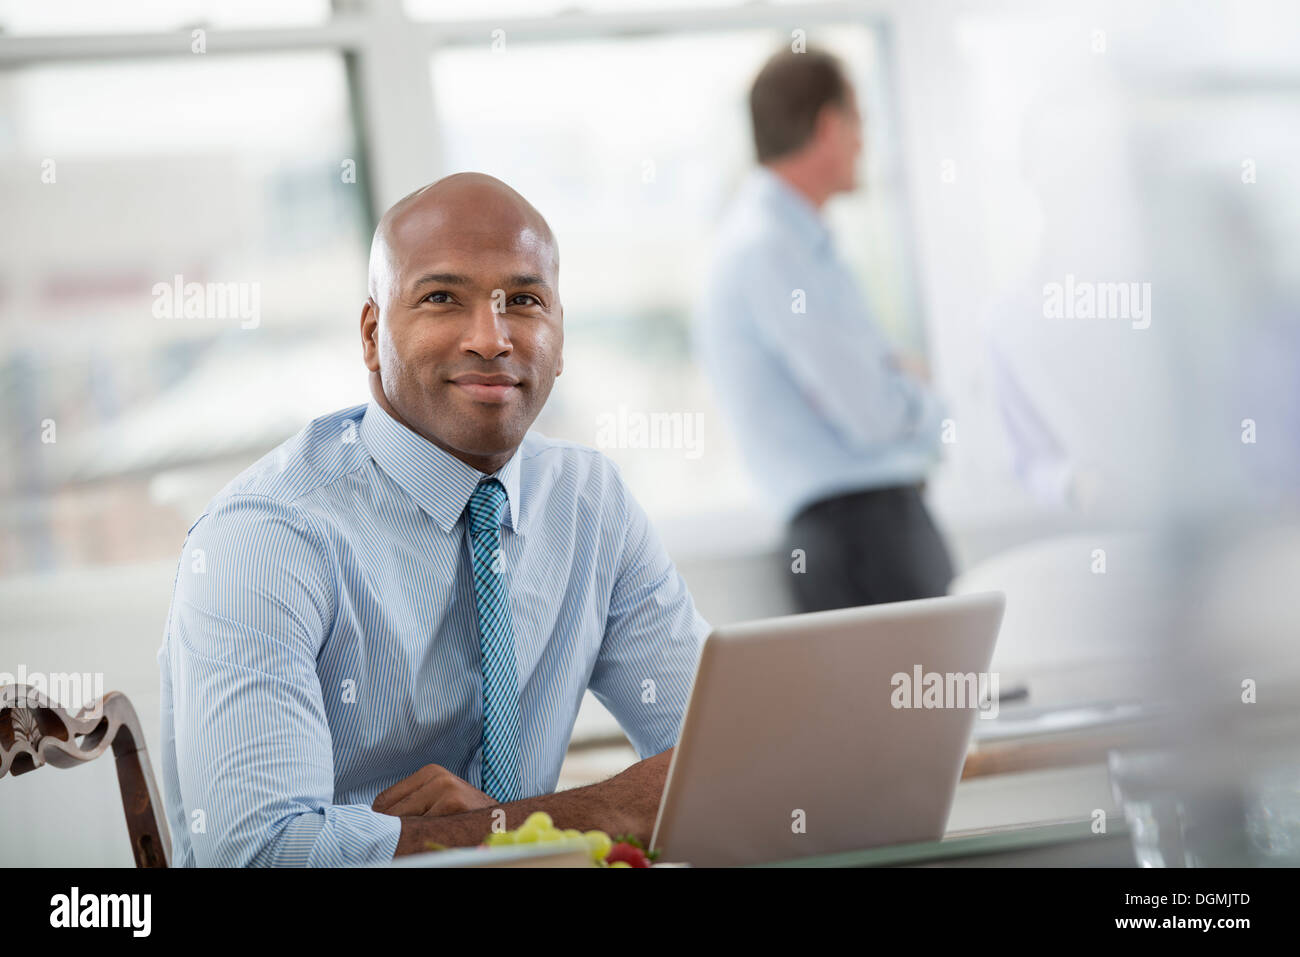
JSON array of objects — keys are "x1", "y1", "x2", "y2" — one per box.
[
  {"x1": 523, "y1": 811, "x2": 553, "y2": 831},
  {"x1": 515, "y1": 824, "x2": 542, "y2": 844},
  {"x1": 583, "y1": 830, "x2": 612, "y2": 863}
]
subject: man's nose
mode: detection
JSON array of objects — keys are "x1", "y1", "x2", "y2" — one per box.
[{"x1": 461, "y1": 300, "x2": 513, "y2": 359}]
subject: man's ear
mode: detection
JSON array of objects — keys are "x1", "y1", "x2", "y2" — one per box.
[
  {"x1": 813, "y1": 102, "x2": 839, "y2": 145},
  {"x1": 361, "y1": 297, "x2": 380, "y2": 372}
]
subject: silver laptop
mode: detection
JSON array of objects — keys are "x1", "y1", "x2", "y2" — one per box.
[{"x1": 651, "y1": 591, "x2": 1005, "y2": 867}]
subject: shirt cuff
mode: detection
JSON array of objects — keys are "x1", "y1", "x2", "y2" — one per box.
[{"x1": 273, "y1": 804, "x2": 403, "y2": 867}]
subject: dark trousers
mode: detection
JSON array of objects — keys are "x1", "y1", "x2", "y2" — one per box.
[{"x1": 782, "y1": 484, "x2": 956, "y2": 612}]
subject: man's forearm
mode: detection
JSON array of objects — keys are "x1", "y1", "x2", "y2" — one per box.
[{"x1": 393, "y1": 747, "x2": 673, "y2": 857}]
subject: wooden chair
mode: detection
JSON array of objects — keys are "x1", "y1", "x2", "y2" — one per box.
[{"x1": 0, "y1": 683, "x2": 171, "y2": 867}]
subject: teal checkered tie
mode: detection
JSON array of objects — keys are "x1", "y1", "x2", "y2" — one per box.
[{"x1": 465, "y1": 478, "x2": 523, "y2": 803}]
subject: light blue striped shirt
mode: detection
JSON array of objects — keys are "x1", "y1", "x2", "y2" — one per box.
[
  {"x1": 157, "y1": 400, "x2": 711, "y2": 866},
  {"x1": 695, "y1": 166, "x2": 946, "y2": 523}
]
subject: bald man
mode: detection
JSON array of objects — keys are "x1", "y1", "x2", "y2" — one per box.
[{"x1": 157, "y1": 173, "x2": 711, "y2": 866}]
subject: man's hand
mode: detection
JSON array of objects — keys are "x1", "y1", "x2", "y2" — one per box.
[
  {"x1": 372, "y1": 763, "x2": 498, "y2": 818},
  {"x1": 390, "y1": 747, "x2": 675, "y2": 857}
]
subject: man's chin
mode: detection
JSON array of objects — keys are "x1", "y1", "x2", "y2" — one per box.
[{"x1": 443, "y1": 422, "x2": 525, "y2": 462}]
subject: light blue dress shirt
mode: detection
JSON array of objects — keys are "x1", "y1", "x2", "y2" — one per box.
[
  {"x1": 696, "y1": 166, "x2": 946, "y2": 523},
  {"x1": 157, "y1": 400, "x2": 711, "y2": 866}
]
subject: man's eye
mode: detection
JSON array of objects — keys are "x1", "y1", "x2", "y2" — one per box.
[
  {"x1": 510, "y1": 294, "x2": 541, "y2": 307},
  {"x1": 424, "y1": 291, "x2": 453, "y2": 304}
]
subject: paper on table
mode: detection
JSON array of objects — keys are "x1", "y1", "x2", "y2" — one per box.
[{"x1": 969, "y1": 700, "x2": 1154, "y2": 743}]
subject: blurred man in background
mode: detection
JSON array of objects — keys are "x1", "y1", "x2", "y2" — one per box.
[{"x1": 697, "y1": 47, "x2": 954, "y2": 611}]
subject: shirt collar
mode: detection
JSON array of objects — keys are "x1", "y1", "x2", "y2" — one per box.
[
  {"x1": 360, "y1": 400, "x2": 525, "y2": 537},
  {"x1": 749, "y1": 165, "x2": 834, "y2": 257}
]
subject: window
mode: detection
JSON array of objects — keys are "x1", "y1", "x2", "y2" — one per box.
[
  {"x1": 0, "y1": 0, "x2": 330, "y2": 35},
  {"x1": 0, "y1": 53, "x2": 370, "y2": 574}
]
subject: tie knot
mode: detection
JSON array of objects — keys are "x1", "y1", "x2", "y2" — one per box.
[{"x1": 466, "y1": 479, "x2": 507, "y2": 535}]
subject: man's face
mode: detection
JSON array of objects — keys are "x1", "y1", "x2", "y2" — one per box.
[
  {"x1": 825, "y1": 90, "x2": 864, "y2": 192},
  {"x1": 361, "y1": 195, "x2": 563, "y2": 473}
]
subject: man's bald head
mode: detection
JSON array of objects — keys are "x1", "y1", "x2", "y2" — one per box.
[
  {"x1": 368, "y1": 172, "x2": 558, "y2": 306},
  {"x1": 359, "y1": 172, "x2": 565, "y2": 475}
]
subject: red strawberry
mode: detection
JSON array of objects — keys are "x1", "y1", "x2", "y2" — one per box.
[{"x1": 605, "y1": 841, "x2": 651, "y2": 868}]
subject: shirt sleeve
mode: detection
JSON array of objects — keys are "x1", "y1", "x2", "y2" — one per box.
[
  {"x1": 733, "y1": 242, "x2": 944, "y2": 453},
  {"x1": 587, "y1": 462, "x2": 710, "y2": 760},
  {"x1": 162, "y1": 494, "x2": 402, "y2": 866}
]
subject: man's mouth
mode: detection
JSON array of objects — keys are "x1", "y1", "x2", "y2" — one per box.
[{"x1": 449, "y1": 374, "x2": 520, "y2": 404}]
